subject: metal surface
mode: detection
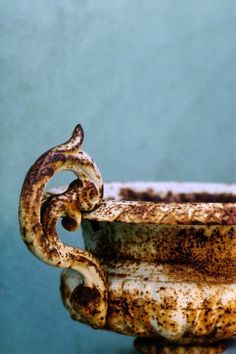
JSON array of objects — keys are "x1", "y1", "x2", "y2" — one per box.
[
  {"x1": 19, "y1": 126, "x2": 236, "y2": 349},
  {"x1": 19, "y1": 125, "x2": 107, "y2": 328},
  {"x1": 134, "y1": 337, "x2": 228, "y2": 354}
]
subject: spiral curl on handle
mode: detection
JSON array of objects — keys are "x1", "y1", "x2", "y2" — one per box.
[{"x1": 19, "y1": 124, "x2": 108, "y2": 328}]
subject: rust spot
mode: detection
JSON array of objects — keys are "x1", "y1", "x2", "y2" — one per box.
[
  {"x1": 49, "y1": 247, "x2": 58, "y2": 255},
  {"x1": 47, "y1": 153, "x2": 66, "y2": 164},
  {"x1": 38, "y1": 167, "x2": 54, "y2": 179},
  {"x1": 89, "y1": 188, "x2": 96, "y2": 200},
  {"x1": 71, "y1": 285, "x2": 100, "y2": 308},
  {"x1": 61, "y1": 216, "x2": 78, "y2": 231},
  {"x1": 68, "y1": 178, "x2": 83, "y2": 190}
]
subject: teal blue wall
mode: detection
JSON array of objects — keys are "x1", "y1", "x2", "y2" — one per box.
[{"x1": 1, "y1": 1, "x2": 235, "y2": 353}]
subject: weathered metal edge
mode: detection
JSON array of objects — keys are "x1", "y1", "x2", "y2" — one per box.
[{"x1": 47, "y1": 182, "x2": 236, "y2": 225}]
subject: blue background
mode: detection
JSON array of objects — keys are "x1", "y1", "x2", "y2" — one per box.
[{"x1": 1, "y1": 1, "x2": 236, "y2": 353}]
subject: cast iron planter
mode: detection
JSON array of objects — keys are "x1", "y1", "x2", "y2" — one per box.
[{"x1": 19, "y1": 125, "x2": 236, "y2": 353}]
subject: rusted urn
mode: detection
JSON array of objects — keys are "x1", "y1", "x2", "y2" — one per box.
[{"x1": 19, "y1": 125, "x2": 236, "y2": 350}]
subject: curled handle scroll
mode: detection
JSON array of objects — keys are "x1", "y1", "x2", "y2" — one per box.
[{"x1": 19, "y1": 125, "x2": 107, "y2": 328}]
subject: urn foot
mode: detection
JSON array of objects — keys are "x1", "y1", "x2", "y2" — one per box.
[{"x1": 134, "y1": 337, "x2": 228, "y2": 354}]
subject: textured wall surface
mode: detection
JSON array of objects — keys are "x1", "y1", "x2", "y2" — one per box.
[{"x1": 1, "y1": 1, "x2": 235, "y2": 353}]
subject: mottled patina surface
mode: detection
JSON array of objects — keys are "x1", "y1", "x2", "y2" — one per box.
[
  {"x1": 61, "y1": 183, "x2": 236, "y2": 343},
  {"x1": 19, "y1": 125, "x2": 107, "y2": 328},
  {"x1": 19, "y1": 125, "x2": 236, "y2": 348}
]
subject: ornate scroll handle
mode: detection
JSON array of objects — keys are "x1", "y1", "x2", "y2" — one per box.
[{"x1": 19, "y1": 125, "x2": 107, "y2": 328}]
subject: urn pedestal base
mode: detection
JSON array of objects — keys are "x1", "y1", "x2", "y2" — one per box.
[{"x1": 134, "y1": 337, "x2": 228, "y2": 354}]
